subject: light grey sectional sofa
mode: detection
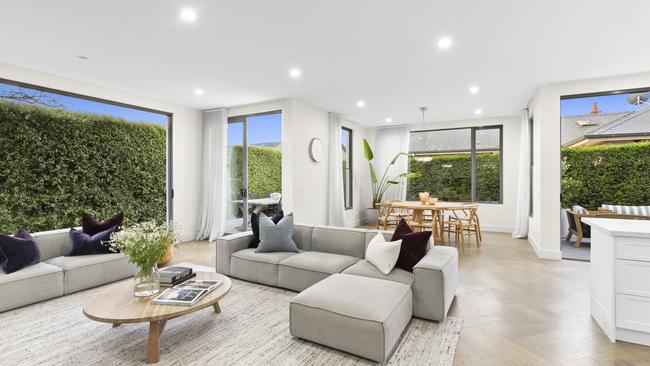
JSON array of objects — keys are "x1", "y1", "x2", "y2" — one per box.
[
  {"x1": 216, "y1": 224, "x2": 458, "y2": 322},
  {"x1": 0, "y1": 228, "x2": 136, "y2": 312}
]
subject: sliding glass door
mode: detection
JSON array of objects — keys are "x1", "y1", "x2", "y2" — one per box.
[{"x1": 226, "y1": 111, "x2": 282, "y2": 233}]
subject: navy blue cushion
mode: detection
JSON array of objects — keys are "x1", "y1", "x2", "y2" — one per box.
[
  {"x1": 67, "y1": 226, "x2": 117, "y2": 256},
  {"x1": 82, "y1": 212, "x2": 124, "y2": 236},
  {"x1": 249, "y1": 210, "x2": 284, "y2": 248},
  {"x1": 0, "y1": 228, "x2": 41, "y2": 274}
]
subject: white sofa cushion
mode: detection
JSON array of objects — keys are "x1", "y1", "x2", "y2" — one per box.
[{"x1": 365, "y1": 233, "x2": 401, "y2": 275}]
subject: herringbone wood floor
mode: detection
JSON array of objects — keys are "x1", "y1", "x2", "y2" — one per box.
[{"x1": 173, "y1": 231, "x2": 650, "y2": 365}]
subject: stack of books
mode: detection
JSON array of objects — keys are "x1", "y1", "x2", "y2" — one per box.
[
  {"x1": 159, "y1": 266, "x2": 195, "y2": 286},
  {"x1": 152, "y1": 279, "x2": 224, "y2": 306}
]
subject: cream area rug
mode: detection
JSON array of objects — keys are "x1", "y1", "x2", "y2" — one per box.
[{"x1": 0, "y1": 264, "x2": 462, "y2": 365}]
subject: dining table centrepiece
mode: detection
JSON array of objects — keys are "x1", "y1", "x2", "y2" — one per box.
[{"x1": 109, "y1": 221, "x2": 181, "y2": 297}]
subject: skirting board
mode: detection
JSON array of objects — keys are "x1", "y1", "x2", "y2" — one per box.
[
  {"x1": 528, "y1": 235, "x2": 562, "y2": 260},
  {"x1": 480, "y1": 225, "x2": 513, "y2": 233}
]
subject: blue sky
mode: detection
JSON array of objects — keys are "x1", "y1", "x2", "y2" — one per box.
[
  {"x1": 561, "y1": 92, "x2": 648, "y2": 116},
  {"x1": 0, "y1": 82, "x2": 168, "y2": 126},
  {"x1": 228, "y1": 112, "x2": 282, "y2": 145}
]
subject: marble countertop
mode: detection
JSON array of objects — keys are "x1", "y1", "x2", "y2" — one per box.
[{"x1": 583, "y1": 218, "x2": 650, "y2": 238}]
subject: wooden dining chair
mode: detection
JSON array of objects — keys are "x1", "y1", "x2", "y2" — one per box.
[{"x1": 446, "y1": 207, "x2": 481, "y2": 252}]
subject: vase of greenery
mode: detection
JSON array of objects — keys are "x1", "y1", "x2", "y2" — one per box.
[
  {"x1": 110, "y1": 221, "x2": 180, "y2": 297},
  {"x1": 363, "y1": 139, "x2": 419, "y2": 211}
]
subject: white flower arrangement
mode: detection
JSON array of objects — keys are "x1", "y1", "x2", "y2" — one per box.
[{"x1": 109, "y1": 221, "x2": 181, "y2": 268}]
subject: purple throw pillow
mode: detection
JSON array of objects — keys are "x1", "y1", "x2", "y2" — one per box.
[
  {"x1": 391, "y1": 219, "x2": 431, "y2": 272},
  {"x1": 67, "y1": 226, "x2": 118, "y2": 256},
  {"x1": 82, "y1": 212, "x2": 124, "y2": 236},
  {"x1": 0, "y1": 228, "x2": 41, "y2": 274},
  {"x1": 249, "y1": 210, "x2": 284, "y2": 248}
]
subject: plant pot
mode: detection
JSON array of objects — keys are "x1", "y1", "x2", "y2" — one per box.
[
  {"x1": 366, "y1": 208, "x2": 379, "y2": 226},
  {"x1": 157, "y1": 244, "x2": 174, "y2": 267},
  {"x1": 134, "y1": 263, "x2": 160, "y2": 297}
]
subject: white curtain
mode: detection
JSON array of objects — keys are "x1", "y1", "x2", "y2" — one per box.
[
  {"x1": 512, "y1": 108, "x2": 531, "y2": 238},
  {"x1": 374, "y1": 126, "x2": 410, "y2": 201},
  {"x1": 196, "y1": 109, "x2": 228, "y2": 241},
  {"x1": 327, "y1": 113, "x2": 345, "y2": 226}
]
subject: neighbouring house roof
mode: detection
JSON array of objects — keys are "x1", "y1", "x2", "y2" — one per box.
[
  {"x1": 409, "y1": 128, "x2": 500, "y2": 154},
  {"x1": 561, "y1": 106, "x2": 650, "y2": 147}
]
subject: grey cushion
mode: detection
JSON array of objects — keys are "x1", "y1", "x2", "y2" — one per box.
[
  {"x1": 311, "y1": 226, "x2": 367, "y2": 258},
  {"x1": 412, "y1": 245, "x2": 458, "y2": 321},
  {"x1": 342, "y1": 259, "x2": 414, "y2": 286},
  {"x1": 46, "y1": 253, "x2": 135, "y2": 294},
  {"x1": 292, "y1": 224, "x2": 314, "y2": 251},
  {"x1": 290, "y1": 273, "x2": 412, "y2": 363},
  {"x1": 278, "y1": 251, "x2": 359, "y2": 291},
  {"x1": 33, "y1": 228, "x2": 74, "y2": 261},
  {"x1": 256, "y1": 213, "x2": 299, "y2": 253},
  {"x1": 0, "y1": 262, "x2": 64, "y2": 312},
  {"x1": 230, "y1": 248, "x2": 300, "y2": 287}
]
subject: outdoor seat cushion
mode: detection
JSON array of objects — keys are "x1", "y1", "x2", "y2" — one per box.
[
  {"x1": 342, "y1": 259, "x2": 414, "y2": 286},
  {"x1": 278, "y1": 251, "x2": 360, "y2": 291},
  {"x1": 290, "y1": 273, "x2": 412, "y2": 363},
  {"x1": 230, "y1": 248, "x2": 300, "y2": 287},
  {"x1": 0, "y1": 262, "x2": 64, "y2": 312},
  {"x1": 46, "y1": 253, "x2": 135, "y2": 294}
]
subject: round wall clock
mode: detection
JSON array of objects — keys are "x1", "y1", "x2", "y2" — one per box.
[{"x1": 309, "y1": 138, "x2": 324, "y2": 163}]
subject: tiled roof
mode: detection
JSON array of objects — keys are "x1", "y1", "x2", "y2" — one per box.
[
  {"x1": 561, "y1": 106, "x2": 650, "y2": 146},
  {"x1": 409, "y1": 128, "x2": 500, "y2": 153}
]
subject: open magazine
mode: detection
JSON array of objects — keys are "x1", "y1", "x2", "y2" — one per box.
[
  {"x1": 152, "y1": 288, "x2": 206, "y2": 306},
  {"x1": 174, "y1": 280, "x2": 223, "y2": 292},
  {"x1": 152, "y1": 280, "x2": 223, "y2": 306}
]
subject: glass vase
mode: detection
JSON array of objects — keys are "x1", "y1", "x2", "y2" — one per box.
[{"x1": 134, "y1": 263, "x2": 160, "y2": 297}]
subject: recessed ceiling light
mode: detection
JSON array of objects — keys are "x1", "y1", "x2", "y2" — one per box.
[
  {"x1": 474, "y1": 108, "x2": 483, "y2": 115},
  {"x1": 469, "y1": 85, "x2": 479, "y2": 94},
  {"x1": 385, "y1": 118, "x2": 392, "y2": 123},
  {"x1": 437, "y1": 37, "x2": 452, "y2": 49},
  {"x1": 76, "y1": 55, "x2": 88, "y2": 60},
  {"x1": 356, "y1": 100, "x2": 365, "y2": 108},
  {"x1": 194, "y1": 88, "x2": 204, "y2": 96},
  {"x1": 180, "y1": 8, "x2": 198, "y2": 22},
  {"x1": 289, "y1": 68, "x2": 301, "y2": 78}
]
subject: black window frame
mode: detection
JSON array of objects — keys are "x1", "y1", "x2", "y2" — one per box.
[
  {"x1": 0, "y1": 77, "x2": 175, "y2": 221},
  {"x1": 342, "y1": 126, "x2": 353, "y2": 210},
  {"x1": 408, "y1": 125, "x2": 503, "y2": 204}
]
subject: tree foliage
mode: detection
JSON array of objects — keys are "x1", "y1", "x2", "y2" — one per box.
[
  {"x1": 0, "y1": 101, "x2": 167, "y2": 234},
  {"x1": 561, "y1": 142, "x2": 650, "y2": 209},
  {"x1": 407, "y1": 153, "x2": 501, "y2": 202},
  {"x1": 229, "y1": 145, "x2": 282, "y2": 200}
]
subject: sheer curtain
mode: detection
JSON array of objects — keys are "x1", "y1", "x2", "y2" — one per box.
[
  {"x1": 196, "y1": 109, "x2": 228, "y2": 241},
  {"x1": 327, "y1": 112, "x2": 345, "y2": 226},
  {"x1": 374, "y1": 126, "x2": 410, "y2": 201},
  {"x1": 512, "y1": 108, "x2": 531, "y2": 238}
]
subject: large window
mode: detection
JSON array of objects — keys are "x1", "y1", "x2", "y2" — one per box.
[
  {"x1": 407, "y1": 125, "x2": 502, "y2": 203},
  {"x1": 342, "y1": 127, "x2": 353, "y2": 210},
  {"x1": 0, "y1": 79, "x2": 171, "y2": 233},
  {"x1": 226, "y1": 111, "x2": 282, "y2": 233}
]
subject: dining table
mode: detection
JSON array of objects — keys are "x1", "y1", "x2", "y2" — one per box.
[{"x1": 386, "y1": 201, "x2": 480, "y2": 244}]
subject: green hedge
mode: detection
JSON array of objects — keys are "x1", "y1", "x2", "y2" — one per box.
[
  {"x1": 407, "y1": 153, "x2": 500, "y2": 202},
  {"x1": 229, "y1": 145, "x2": 282, "y2": 200},
  {"x1": 0, "y1": 101, "x2": 167, "y2": 234},
  {"x1": 561, "y1": 142, "x2": 650, "y2": 210}
]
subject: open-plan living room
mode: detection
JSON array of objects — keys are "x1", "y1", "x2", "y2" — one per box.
[{"x1": 2, "y1": 1, "x2": 650, "y2": 365}]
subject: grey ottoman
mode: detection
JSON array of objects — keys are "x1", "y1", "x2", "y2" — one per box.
[{"x1": 290, "y1": 273, "x2": 412, "y2": 363}]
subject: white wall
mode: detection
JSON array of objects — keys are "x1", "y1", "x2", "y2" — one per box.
[
  {"x1": 0, "y1": 62, "x2": 203, "y2": 240},
  {"x1": 410, "y1": 115, "x2": 521, "y2": 233},
  {"x1": 227, "y1": 98, "x2": 373, "y2": 227},
  {"x1": 529, "y1": 70, "x2": 650, "y2": 260}
]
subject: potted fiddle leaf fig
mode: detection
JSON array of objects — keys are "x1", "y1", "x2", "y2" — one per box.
[{"x1": 362, "y1": 139, "x2": 419, "y2": 224}]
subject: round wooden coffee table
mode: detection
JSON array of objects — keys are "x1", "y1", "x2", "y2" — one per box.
[{"x1": 83, "y1": 272, "x2": 232, "y2": 363}]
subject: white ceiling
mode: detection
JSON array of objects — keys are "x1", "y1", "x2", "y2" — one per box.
[{"x1": 1, "y1": 0, "x2": 649, "y2": 126}]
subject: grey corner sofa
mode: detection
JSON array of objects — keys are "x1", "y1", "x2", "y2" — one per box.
[
  {"x1": 0, "y1": 228, "x2": 136, "y2": 312},
  {"x1": 216, "y1": 224, "x2": 458, "y2": 322}
]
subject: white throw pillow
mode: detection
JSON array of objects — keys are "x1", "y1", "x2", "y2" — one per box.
[{"x1": 365, "y1": 232, "x2": 402, "y2": 275}]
